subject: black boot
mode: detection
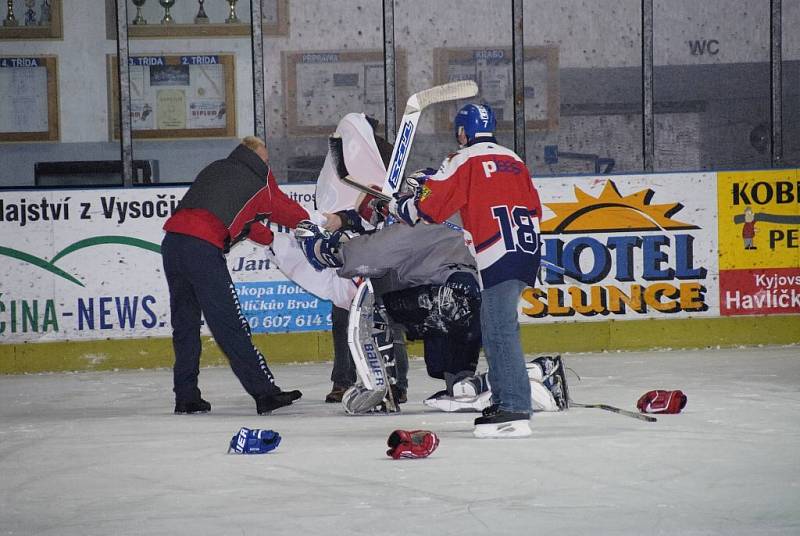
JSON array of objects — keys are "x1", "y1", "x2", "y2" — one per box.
[
  {"x1": 256, "y1": 390, "x2": 302, "y2": 415},
  {"x1": 325, "y1": 385, "x2": 349, "y2": 403},
  {"x1": 174, "y1": 398, "x2": 211, "y2": 414}
]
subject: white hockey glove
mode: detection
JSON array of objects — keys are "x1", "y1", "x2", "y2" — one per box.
[{"x1": 388, "y1": 192, "x2": 419, "y2": 226}]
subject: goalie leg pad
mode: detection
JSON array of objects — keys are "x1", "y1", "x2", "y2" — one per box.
[
  {"x1": 527, "y1": 355, "x2": 569, "y2": 410},
  {"x1": 530, "y1": 381, "x2": 560, "y2": 412},
  {"x1": 447, "y1": 371, "x2": 490, "y2": 398},
  {"x1": 348, "y1": 280, "x2": 390, "y2": 392},
  {"x1": 423, "y1": 389, "x2": 492, "y2": 413},
  {"x1": 346, "y1": 280, "x2": 399, "y2": 413},
  {"x1": 342, "y1": 385, "x2": 392, "y2": 415}
]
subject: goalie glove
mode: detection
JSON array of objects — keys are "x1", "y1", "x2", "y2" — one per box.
[
  {"x1": 386, "y1": 429, "x2": 440, "y2": 459},
  {"x1": 228, "y1": 427, "x2": 281, "y2": 454},
  {"x1": 636, "y1": 390, "x2": 687, "y2": 414}
]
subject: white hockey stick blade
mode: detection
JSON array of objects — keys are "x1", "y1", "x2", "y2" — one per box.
[
  {"x1": 382, "y1": 80, "x2": 478, "y2": 196},
  {"x1": 408, "y1": 80, "x2": 479, "y2": 113}
]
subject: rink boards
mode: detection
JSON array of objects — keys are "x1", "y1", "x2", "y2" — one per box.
[{"x1": 1, "y1": 169, "x2": 798, "y2": 371}]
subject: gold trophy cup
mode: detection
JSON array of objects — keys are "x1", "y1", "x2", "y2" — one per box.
[
  {"x1": 225, "y1": 0, "x2": 239, "y2": 24},
  {"x1": 3, "y1": 0, "x2": 19, "y2": 26},
  {"x1": 159, "y1": 0, "x2": 175, "y2": 24},
  {"x1": 132, "y1": 0, "x2": 147, "y2": 25},
  {"x1": 194, "y1": 0, "x2": 209, "y2": 23}
]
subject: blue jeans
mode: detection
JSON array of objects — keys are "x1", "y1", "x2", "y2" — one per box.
[{"x1": 480, "y1": 279, "x2": 531, "y2": 414}]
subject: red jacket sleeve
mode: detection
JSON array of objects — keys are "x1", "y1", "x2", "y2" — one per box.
[{"x1": 267, "y1": 170, "x2": 310, "y2": 228}]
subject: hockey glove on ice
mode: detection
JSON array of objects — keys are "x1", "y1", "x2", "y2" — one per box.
[
  {"x1": 636, "y1": 390, "x2": 687, "y2": 414},
  {"x1": 228, "y1": 427, "x2": 282, "y2": 454},
  {"x1": 386, "y1": 429, "x2": 439, "y2": 459}
]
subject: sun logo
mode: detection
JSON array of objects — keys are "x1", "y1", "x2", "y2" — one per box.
[{"x1": 541, "y1": 180, "x2": 698, "y2": 234}]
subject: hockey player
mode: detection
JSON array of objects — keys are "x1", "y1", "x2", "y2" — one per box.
[{"x1": 389, "y1": 103, "x2": 543, "y2": 438}]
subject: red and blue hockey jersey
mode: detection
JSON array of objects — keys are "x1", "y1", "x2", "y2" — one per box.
[{"x1": 416, "y1": 140, "x2": 542, "y2": 289}]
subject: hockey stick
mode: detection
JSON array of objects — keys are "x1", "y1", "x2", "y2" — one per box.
[
  {"x1": 570, "y1": 402, "x2": 657, "y2": 422},
  {"x1": 382, "y1": 80, "x2": 478, "y2": 196}
]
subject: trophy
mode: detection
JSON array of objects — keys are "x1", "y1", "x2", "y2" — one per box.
[
  {"x1": 37, "y1": 0, "x2": 50, "y2": 25},
  {"x1": 159, "y1": 0, "x2": 175, "y2": 24},
  {"x1": 194, "y1": 0, "x2": 208, "y2": 24},
  {"x1": 132, "y1": 0, "x2": 147, "y2": 25},
  {"x1": 3, "y1": 0, "x2": 18, "y2": 26},
  {"x1": 225, "y1": 0, "x2": 239, "y2": 24},
  {"x1": 23, "y1": 0, "x2": 35, "y2": 26}
]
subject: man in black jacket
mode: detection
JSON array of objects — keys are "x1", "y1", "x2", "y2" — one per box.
[{"x1": 162, "y1": 136, "x2": 333, "y2": 415}]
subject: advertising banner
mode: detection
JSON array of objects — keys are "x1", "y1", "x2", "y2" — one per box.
[
  {"x1": 3, "y1": 170, "x2": 795, "y2": 345},
  {"x1": 521, "y1": 173, "x2": 719, "y2": 322},
  {"x1": 0, "y1": 184, "x2": 329, "y2": 343},
  {"x1": 717, "y1": 170, "x2": 800, "y2": 316}
]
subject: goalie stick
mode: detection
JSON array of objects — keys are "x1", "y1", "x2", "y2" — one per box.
[
  {"x1": 571, "y1": 402, "x2": 657, "y2": 422},
  {"x1": 382, "y1": 80, "x2": 478, "y2": 197}
]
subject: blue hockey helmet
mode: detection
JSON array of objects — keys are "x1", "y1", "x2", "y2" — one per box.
[{"x1": 454, "y1": 103, "x2": 496, "y2": 143}]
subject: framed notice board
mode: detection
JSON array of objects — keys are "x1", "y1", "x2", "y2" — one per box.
[
  {"x1": 282, "y1": 49, "x2": 406, "y2": 136},
  {"x1": 0, "y1": 55, "x2": 59, "y2": 142},
  {"x1": 107, "y1": 53, "x2": 236, "y2": 140},
  {"x1": 433, "y1": 46, "x2": 559, "y2": 132}
]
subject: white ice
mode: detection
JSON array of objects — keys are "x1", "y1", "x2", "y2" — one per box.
[{"x1": 1, "y1": 346, "x2": 799, "y2": 535}]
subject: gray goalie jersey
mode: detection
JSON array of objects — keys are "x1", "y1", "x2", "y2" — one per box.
[{"x1": 337, "y1": 223, "x2": 477, "y2": 295}]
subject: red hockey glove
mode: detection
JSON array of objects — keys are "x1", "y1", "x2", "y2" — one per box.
[
  {"x1": 386, "y1": 429, "x2": 440, "y2": 459},
  {"x1": 636, "y1": 390, "x2": 687, "y2": 414}
]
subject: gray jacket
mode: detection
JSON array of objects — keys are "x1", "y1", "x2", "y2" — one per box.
[{"x1": 337, "y1": 223, "x2": 477, "y2": 295}]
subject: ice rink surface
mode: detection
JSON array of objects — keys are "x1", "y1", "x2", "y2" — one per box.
[{"x1": 1, "y1": 345, "x2": 799, "y2": 536}]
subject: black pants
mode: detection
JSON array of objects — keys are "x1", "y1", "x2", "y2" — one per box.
[{"x1": 161, "y1": 232, "x2": 280, "y2": 402}]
